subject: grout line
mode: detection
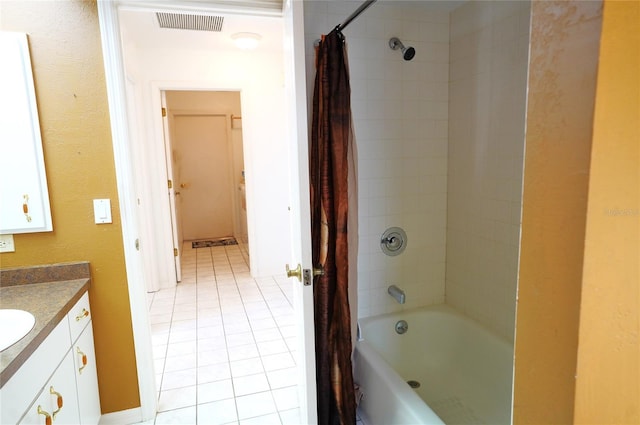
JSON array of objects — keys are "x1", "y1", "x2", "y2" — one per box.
[
  {"x1": 221, "y1": 244, "x2": 263, "y2": 422},
  {"x1": 209, "y1": 244, "x2": 242, "y2": 423},
  {"x1": 193, "y1": 245, "x2": 201, "y2": 422},
  {"x1": 223, "y1": 244, "x2": 282, "y2": 420},
  {"x1": 154, "y1": 285, "x2": 176, "y2": 399}
]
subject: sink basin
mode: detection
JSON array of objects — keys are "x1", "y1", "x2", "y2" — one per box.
[{"x1": 0, "y1": 309, "x2": 36, "y2": 352}]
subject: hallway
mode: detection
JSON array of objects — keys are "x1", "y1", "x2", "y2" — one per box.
[{"x1": 145, "y1": 241, "x2": 301, "y2": 424}]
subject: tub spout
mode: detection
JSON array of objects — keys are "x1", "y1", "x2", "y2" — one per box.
[{"x1": 388, "y1": 285, "x2": 405, "y2": 304}]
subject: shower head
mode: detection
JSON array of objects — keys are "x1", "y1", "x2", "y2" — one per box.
[{"x1": 389, "y1": 37, "x2": 415, "y2": 61}]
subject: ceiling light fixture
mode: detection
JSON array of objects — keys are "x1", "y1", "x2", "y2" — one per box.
[{"x1": 231, "y1": 32, "x2": 262, "y2": 50}]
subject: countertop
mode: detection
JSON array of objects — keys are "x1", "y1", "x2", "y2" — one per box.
[{"x1": 0, "y1": 262, "x2": 91, "y2": 388}]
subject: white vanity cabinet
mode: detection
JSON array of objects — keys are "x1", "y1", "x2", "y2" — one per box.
[{"x1": 2, "y1": 291, "x2": 101, "y2": 425}]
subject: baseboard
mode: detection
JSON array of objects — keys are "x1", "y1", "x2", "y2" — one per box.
[{"x1": 99, "y1": 407, "x2": 145, "y2": 425}]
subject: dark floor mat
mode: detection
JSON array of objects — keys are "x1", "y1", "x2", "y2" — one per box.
[{"x1": 192, "y1": 238, "x2": 238, "y2": 248}]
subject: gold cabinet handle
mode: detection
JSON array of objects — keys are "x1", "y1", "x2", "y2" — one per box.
[
  {"x1": 77, "y1": 346, "x2": 88, "y2": 374},
  {"x1": 285, "y1": 264, "x2": 302, "y2": 281},
  {"x1": 37, "y1": 405, "x2": 52, "y2": 425},
  {"x1": 50, "y1": 386, "x2": 63, "y2": 420},
  {"x1": 75, "y1": 308, "x2": 89, "y2": 321}
]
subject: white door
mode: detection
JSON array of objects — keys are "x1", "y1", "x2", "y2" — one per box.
[
  {"x1": 161, "y1": 92, "x2": 182, "y2": 282},
  {"x1": 173, "y1": 114, "x2": 234, "y2": 240},
  {"x1": 284, "y1": 0, "x2": 317, "y2": 423}
]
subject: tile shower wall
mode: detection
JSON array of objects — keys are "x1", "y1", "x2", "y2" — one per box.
[
  {"x1": 304, "y1": 2, "x2": 450, "y2": 318},
  {"x1": 446, "y1": 1, "x2": 531, "y2": 342}
]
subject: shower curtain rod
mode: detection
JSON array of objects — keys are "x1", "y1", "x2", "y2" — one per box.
[
  {"x1": 314, "y1": 0, "x2": 377, "y2": 46},
  {"x1": 334, "y1": 0, "x2": 377, "y2": 32}
]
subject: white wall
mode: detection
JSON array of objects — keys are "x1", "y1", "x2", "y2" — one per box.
[
  {"x1": 446, "y1": 1, "x2": 531, "y2": 342},
  {"x1": 304, "y1": 1, "x2": 450, "y2": 318},
  {"x1": 122, "y1": 27, "x2": 290, "y2": 283}
]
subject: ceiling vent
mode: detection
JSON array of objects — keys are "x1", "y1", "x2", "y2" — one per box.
[{"x1": 156, "y1": 12, "x2": 224, "y2": 32}]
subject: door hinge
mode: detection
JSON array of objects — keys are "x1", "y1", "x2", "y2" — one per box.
[
  {"x1": 162, "y1": 107, "x2": 167, "y2": 117},
  {"x1": 174, "y1": 248, "x2": 178, "y2": 257},
  {"x1": 168, "y1": 179, "x2": 173, "y2": 189}
]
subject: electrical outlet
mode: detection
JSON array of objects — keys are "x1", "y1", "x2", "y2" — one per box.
[{"x1": 0, "y1": 234, "x2": 15, "y2": 253}]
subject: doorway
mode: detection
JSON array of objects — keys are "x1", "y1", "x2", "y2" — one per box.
[
  {"x1": 163, "y1": 90, "x2": 249, "y2": 282},
  {"x1": 152, "y1": 90, "x2": 300, "y2": 422},
  {"x1": 98, "y1": 1, "x2": 317, "y2": 422}
]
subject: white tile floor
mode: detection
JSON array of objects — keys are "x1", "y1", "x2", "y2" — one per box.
[{"x1": 144, "y1": 240, "x2": 301, "y2": 425}]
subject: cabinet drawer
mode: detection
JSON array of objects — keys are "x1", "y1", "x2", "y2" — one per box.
[
  {"x1": 67, "y1": 292, "x2": 91, "y2": 343},
  {"x1": 0, "y1": 318, "x2": 71, "y2": 425}
]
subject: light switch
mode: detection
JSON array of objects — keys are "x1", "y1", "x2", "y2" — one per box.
[{"x1": 93, "y1": 199, "x2": 112, "y2": 224}]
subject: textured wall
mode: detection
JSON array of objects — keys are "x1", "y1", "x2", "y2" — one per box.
[
  {"x1": 573, "y1": 0, "x2": 639, "y2": 422},
  {"x1": 513, "y1": 1, "x2": 603, "y2": 422},
  {"x1": 0, "y1": 0, "x2": 140, "y2": 414},
  {"x1": 304, "y1": 1, "x2": 450, "y2": 318},
  {"x1": 447, "y1": 1, "x2": 530, "y2": 342}
]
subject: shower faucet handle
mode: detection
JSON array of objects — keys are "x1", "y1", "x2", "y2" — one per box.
[{"x1": 380, "y1": 227, "x2": 407, "y2": 256}]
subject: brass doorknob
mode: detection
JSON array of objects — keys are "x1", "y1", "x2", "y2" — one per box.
[{"x1": 286, "y1": 264, "x2": 302, "y2": 281}]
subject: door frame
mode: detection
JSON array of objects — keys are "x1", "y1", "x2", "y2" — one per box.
[
  {"x1": 97, "y1": 1, "x2": 315, "y2": 422},
  {"x1": 151, "y1": 84, "x2": 245, "y2": 287},
  {"x1": 97, "y1": 2, "x2": 157, "y2": 421}
]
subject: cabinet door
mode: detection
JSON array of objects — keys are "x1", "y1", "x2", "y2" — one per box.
[
  {"x1": 73, "y1": 324, "x2": 101, "y2": 425},
  {"x1": 0, "y1": 32, "x2": 53, "y2": 234},
  {"x1": 20, "y1": 351, "x2": 80, "y2": 425},
  {"x1": 0, "y1": 318, "x2": 71, "y2": 425}
]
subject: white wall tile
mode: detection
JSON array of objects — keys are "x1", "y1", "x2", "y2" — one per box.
[{"x1": 306, "y1": 2, "x2": 523, "y2": 330}]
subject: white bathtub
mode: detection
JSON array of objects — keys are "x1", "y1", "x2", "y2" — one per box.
[{"x1": 354, "y1": 304, "x2": 513, "y2": 425}]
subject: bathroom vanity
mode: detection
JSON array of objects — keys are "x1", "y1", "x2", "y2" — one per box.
[{"x1": 0, "y1": 262, "x2": 101, "y2": 425}]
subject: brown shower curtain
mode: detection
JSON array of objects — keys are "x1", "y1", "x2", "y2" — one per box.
[{"x1": 310, "y1": 29, "x2": 357, "y2": 425}]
